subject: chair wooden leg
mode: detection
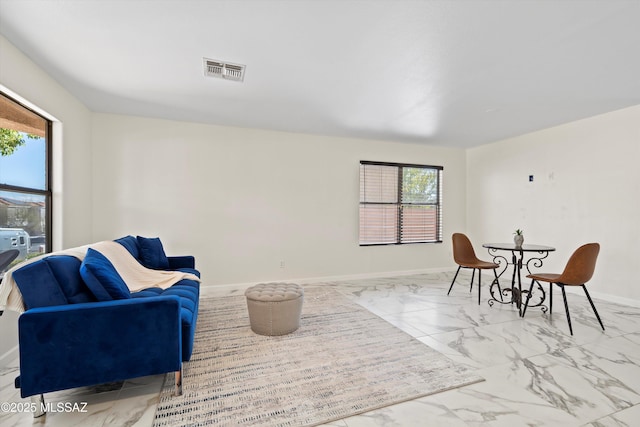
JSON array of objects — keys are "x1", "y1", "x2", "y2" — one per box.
[
  {"x1": 175, "y1": 365, "x2": 183, "y2": 396},
  {"x1": 560, "y1": 285, "x2": 573, "y2": 336},
  {"x1": 583, "y1": 285, "x2": 605, "y2": 331},
  {"x1": 447, "y1": 266, "x2": 462, "y2": 296},
  {"x1": 521, "y1": 278, "x2": 536, "y2": 318}
]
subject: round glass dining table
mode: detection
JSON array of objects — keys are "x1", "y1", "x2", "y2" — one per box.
[{"x1": 482, "y1": 243, "x2": 556, "y2": 315}]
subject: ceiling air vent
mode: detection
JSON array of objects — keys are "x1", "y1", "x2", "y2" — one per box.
[{"x1": 203, "y1": 58, "x2": 245, "y2": 82}]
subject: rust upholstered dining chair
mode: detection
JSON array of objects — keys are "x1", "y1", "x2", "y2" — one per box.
[
  {"x1": 522, "y1": 243, "x2": 603, "y2": 336},
  {"x1": 447, "y1": 233, "x2": 500, "y2": 305}
]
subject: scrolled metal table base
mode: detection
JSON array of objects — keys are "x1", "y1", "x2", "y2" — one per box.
[{"x1": 485, "y1": 245, "x2": 554, "y2": 315}]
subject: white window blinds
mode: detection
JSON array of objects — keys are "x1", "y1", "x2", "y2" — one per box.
[{"x1": 359, "y1": 161, "x2": 443, "y2": 245}]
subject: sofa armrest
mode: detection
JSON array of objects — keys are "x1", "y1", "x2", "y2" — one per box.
[
  {"x1": 17, "y1": 296, "x2": 182, "y2": 398},
  {"x1": 167, "y1": 255, "x2": 195, "y2": 269}
]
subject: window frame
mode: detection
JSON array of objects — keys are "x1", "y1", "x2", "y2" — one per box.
[
  {"x1": 359, "y1": 160, "x2": 443, "y2": 246},
  {"x1": 0, "y1": 91, "x2": 53, "y2": 255}
]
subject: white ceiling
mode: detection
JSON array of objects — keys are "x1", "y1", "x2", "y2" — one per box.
[{"x1": 1, "y1": 0, "x2": 639, "y2": 148}]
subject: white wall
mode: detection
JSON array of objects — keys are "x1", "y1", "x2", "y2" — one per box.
[
  {"x1": 0, "y1": 35, "x2": 93, "y2": 249},
  {"x1": 467, "y1": 105, "x2": 640, "y2": 302},
  {"x1": 0, "y1": 35, "x2": 93, "y2": 361},
  {"x1": 91, "y1": 114, "x2": 466, "y2": 285}
]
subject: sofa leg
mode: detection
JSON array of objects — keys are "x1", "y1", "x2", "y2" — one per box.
[
  {"x1": 31, "y1": 394, "x2": 45, "y2": 418},
  {"x1": 174, "y1": 366, "x2": 183, "y2": 396}
]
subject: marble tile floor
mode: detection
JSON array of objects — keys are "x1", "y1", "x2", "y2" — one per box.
[{"x1": 2, "y1": 271, "x2": 640, "y2": 426}]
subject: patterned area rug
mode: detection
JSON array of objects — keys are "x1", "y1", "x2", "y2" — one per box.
[{"x1": 153, "y1": 286, "x2": 483, "y2": 426}]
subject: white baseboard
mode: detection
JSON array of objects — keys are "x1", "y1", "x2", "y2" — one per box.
[
  {"x1": 563, "y1": 287, "x2": 640, "y2": 308},
  {"x1": 201, "y1": 267, "x2": 453, "y2": 292}
]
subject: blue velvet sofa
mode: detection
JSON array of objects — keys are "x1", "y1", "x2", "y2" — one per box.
[{"x1": 11, "y1": 235, "x2": 200, "y2": 406}]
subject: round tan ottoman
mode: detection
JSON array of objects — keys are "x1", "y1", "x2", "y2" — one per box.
[{"x1": 245, "y1": 283, "x2": 304, "y2": 336}]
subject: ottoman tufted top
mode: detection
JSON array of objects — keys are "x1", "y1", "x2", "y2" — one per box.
[{"x1": 245, "y1": 282, "x2": 304, "y2": 302}]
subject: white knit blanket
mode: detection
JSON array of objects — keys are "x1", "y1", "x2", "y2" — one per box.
[{"x1": 0, "y1": 241, "x2": 200, "y2": 313}]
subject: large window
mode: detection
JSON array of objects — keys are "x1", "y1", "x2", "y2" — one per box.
[
  {"x1": 359, "y1": 161, "x2": 443, "y2": 245},
  {"x1": 0, "y1": 92, "x2": 51, "y2": 276}
]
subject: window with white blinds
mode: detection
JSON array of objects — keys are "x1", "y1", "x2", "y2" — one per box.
[{"x1": 359, "y1": 161, "x2": 443, "y2": 245}]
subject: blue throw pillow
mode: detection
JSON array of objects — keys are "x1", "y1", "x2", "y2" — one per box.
[
  {"x1": 12, "y1": 260, "x2": 69, "y2": 309},
  {"x1": 114, "y1": 235, "x2": 140, "y2": 259},
  {"x1": 136, "y1": 236, "x2": 170, "y2": 269},
  {"x1": 80, "y1": 248, "x2": 131, "y2": 301}
]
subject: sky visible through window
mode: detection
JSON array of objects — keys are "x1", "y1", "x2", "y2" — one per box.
[{"x1": 0, "y1": 132, "x2": 46, "y2": 191}]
